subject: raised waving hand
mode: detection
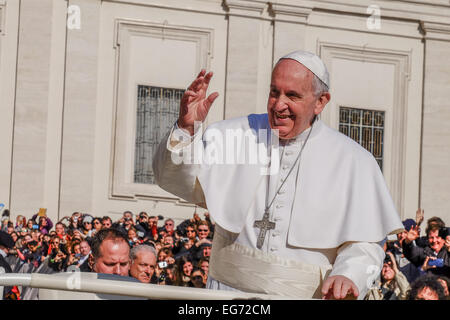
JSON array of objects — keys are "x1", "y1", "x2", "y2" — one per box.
[{"x1": 177, "y1": 70, "x2": 219, "y2": 136}]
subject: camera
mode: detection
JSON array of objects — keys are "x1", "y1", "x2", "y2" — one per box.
[
  {"x1": 439, "y1": 227, "x2": 449, "y2": 239},
  {"x1": 158, "y1": 261, "x2": 168, "y2": 268},
  {"x1": 158, "y1": 272, "x2": 166, "y2": 283},
  {"x1": 385, "y1": 241, "x2": 396, "y2": 252},
  {"x1": 180, "y1": 237, "x2": 189, "y2": 243},
  {"x1": 383, "y1": 252, "x2": 392, "y2": 264},
  {"x1": 428, "y1": 258, "x2": 444, "y2": 268}
]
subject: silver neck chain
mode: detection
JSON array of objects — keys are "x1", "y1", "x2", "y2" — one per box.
[{"x1": 265, "y1": 122, "x2": 314, "y2": 211}]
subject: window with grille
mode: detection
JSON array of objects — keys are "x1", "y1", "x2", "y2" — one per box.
[
  {"x1": 134, "y1": 85, "x2": 184, "y2": 184},
  {"x1": 338, "y1": 107, "x2": 385, "y2": 171}
]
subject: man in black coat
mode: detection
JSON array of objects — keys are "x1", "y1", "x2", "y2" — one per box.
[{"x1": 0, "y1": 230, "x2": 15, "y2": 298}]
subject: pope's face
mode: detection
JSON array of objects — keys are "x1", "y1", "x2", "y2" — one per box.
[
  {"x1": 93, "y1": 239, "x2": 130, "y2": 276},
  {"x1": 267, "y1": 59, "x2": 329, "y2": 140}
]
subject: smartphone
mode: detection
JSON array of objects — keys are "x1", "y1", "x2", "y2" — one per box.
[{"x1": 428, "y1": 258, "x2": 444, "y2": 267}]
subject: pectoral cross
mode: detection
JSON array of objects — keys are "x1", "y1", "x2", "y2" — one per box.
[{"x1": 254, "y1": 208, "x2": 276, "y2": 249}]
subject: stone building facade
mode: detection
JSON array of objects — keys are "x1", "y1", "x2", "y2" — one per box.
[{"x1": 0, "y1": 0, "x2": 449, "y2": 226}]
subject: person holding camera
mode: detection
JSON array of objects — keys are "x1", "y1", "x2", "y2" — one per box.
[
  {"x1": 402, "y1": 224, "x2": 450, "y2": 277},
  {"x1": 112, "y1": 211, "x2": 135, "y2": 235},
  {"x1": 127, "y1": 227, "x2": 143, "y2": 248},
  {"x1": 366, "y1": 251, "x2": 410, "y2": 300},
  {"x1": 66, "y1": 241, "x2": 82, "y2": 268},
  {"x1": 48, "y1": 239, "x2": 69, "y2": 272},
  {"x1": 54, "y1": 222, "x2": 69, "y2": 244},
  {"x1": 135, "y1": 212, "x2": 151, "y2": 238},
  {"x1": 173, "y1": 224, "x2": 197, "y2": 260}
]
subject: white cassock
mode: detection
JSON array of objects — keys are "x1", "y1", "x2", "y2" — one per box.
[{"x1": 153, "y1": 114, "x2": 403, "y2": 299}]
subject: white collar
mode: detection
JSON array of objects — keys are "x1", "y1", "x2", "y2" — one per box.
[{"x1": 275, "y1": 118, "x2": 323, "y2": 146}]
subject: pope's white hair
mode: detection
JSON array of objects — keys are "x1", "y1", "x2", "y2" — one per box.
[{"x1": 312, "y1": 74, "x2": 329, "y2": 98}]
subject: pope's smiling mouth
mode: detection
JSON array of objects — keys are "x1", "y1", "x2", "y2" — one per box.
[{"x1": 274, "y1": 111, "x2": 295, "y2": 120}]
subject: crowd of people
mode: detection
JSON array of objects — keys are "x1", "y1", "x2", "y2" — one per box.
[
  {"x1": 0, "y1": 208, "x2": 214, "y2": 299},
  {"x1": 0, "y1": 207, "x2": 449, "y2": 300},
  {"x1": 365, "y1": 209, "x2": 450, "y2": 300}
]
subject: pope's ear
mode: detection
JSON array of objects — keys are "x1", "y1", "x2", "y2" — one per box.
[{"x1": 314, "y1": 92, "x2": 330, "y2": 115}]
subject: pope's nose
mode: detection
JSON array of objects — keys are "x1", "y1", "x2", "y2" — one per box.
[{"x1": 272, "y1": 96, "x2": 289, "y2": 112}]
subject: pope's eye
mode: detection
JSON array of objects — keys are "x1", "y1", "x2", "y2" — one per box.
[{"x1": 270, "y1": 88, "x2": 279, "y2": 97}]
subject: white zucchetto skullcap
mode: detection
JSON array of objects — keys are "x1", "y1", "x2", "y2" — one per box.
[{"x1": 278, "y1": 50, "x2": 330, "y2": 88}]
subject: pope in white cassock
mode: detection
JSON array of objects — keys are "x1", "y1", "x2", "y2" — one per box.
[{"x1": 153, "y1": 51, "x2": 404, "y2": 299}]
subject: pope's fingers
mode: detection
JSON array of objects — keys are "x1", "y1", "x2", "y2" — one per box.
[
  {"x1": 321, "y1": 278, "x2": 333, "y2": 296},
  {"x1": 341, "y1": 281, "x2": 358, "y2": 299},
  {"x1": 340, "y1": 281, "x2": 352, "y2": 299},
  {"x1": 333, "y1": 277, "x2": 344, "y2": 299},
  {"x1": 205, "y1": 92, "x2": 219, "y2": 108},
  {"x1": 197, "y1": 69, "x2": 206, "y2": 77},
  {"x1": 182, "y1": 90, "x2": 197, "y2": 99},
  {"x1": 187, "y1": 78, "x2": 200, "y2": 92},
  {"x1": 203, "y1": 71, "x2": 214, "y2": 84},
  {"x1": 350, "y1": 282, "x2": 359, "y2": 297},
  {"x1": 189, "y1": 76, "x2": 206, "y2": 92}
]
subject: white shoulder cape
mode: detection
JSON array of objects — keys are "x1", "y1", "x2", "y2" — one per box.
[{"x1": 196, "y1": 114, "x2": 403, "y2": 249}]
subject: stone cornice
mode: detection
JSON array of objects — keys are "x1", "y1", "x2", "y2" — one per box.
[
  {"x1": 222, "y1": 0, "x2": 266, "y2": 18},
  {"x1": 420, "y1": 21, "x2": 450, "y2": 41},
  {"x1": 268, "y1": 3, "x2": 312, "y2": 24}
]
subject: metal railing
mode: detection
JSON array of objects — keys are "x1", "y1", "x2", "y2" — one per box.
[{"x1": 0, "y1": 272, "x2": 292, "y2": 300}]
